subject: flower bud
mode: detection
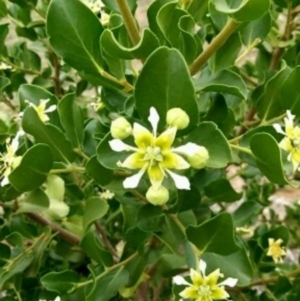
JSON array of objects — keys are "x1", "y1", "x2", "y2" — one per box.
[
  {"x1": 187, "y1": 146, "x2": 209, "y2": 169},
  {"x1": 166, "y1": 108, "x2": 190, "y2": 130},
  {"x1": 110, "y1": 117, "x2": 132, "y2": 139},
  {"x1": 146, "y1": 185, "x2": 169, "y2": 206}
]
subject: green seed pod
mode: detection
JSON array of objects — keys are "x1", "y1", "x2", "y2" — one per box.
[{"x1": 166, "y1": 108, "x2": 190, "y2": 129}]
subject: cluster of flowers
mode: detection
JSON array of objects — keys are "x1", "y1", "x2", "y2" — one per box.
[{"x1": 109, "y1": 107, "x2": 209, "y2": 205}]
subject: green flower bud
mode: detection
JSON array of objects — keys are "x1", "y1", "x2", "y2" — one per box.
[
  {"x1": 146, "y1": 185, "x2": 169, "y2": 206},
  {"x1": 110, "y1": 117, "x2": 132, "y2": 139},
  {"x1": 187, "y1": 146, "x2": 209, "y2": 169},
  {"x1": 166, "y1": 108, "x2": 190, "y2": 129}
]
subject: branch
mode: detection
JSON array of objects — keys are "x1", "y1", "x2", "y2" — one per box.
[
  {"x1": 189, "y1": 18, "x2": 240, "y2": 75},
  {"x1": 116, "y1": 0, "x2": 141, "y2": 46},
  {"x1": 95, "y1": 222, "x2": 119, "y2": 259},
  {"x1": 26, "y1": 212, "x2": 80, "y2": 245},
  {"x1": 51, "y1": 52, "x2": 61, "y2": 97}
]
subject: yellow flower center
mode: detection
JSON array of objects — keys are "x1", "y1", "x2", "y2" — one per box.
[
  {"x1": 144, "y1": 146, "x2": 163, "y2": 164},
  {"x1": 198, "y1": 285, "x2": 212, "y2": 299},
  {"x1": 291, "y1": 138, "x2": 300, "y2": 148}
]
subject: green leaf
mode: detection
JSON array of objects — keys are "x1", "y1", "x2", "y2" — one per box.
[
  {"x1": 83, "y1": 197, "x2": 109, "y2": 231},
  {"x1": 0, "y1": 76, "x2": 10, "y2": 92},
  {"x1": 157, "y1": 2, "x2": 199, "y2": 63},
  {"x1": 196, "y1": 68, "x2": 247, "y2": 98},
  {"x1": 240, "y1": 12, "x2": 272, "y2": 46},
  {"x1": 58, "y1": 93, "x2": 84, "y2": 148},
  {"x1": 250, "y1": 133, "x2": 288, "y2": 185},
  {"x1": 211, "y1": 0, "x2": 271, "y2": 22},
  {"x1": 80, "y1": 231, "x2": 113, "y2": 266},
  {"x1": 233, "y1": 201, "x2": 263, "y2": 227},
  {"x1": 0, "y1": 24, "x2": 9, "y2": 57},
  {"x1": 86, "y1": 156, "x2": 113, "y2": 186},
  {"x1": 41, "y1": 270, "x2": 80, "y2": 294},
  {"x1": 187, "y1": 0, "x2": 209, "y2": 23},
  {"x1": 135, "y1": 47, "x2": 199, "y2": 133},
  {"x1": 22, "y1": 107, "x2": 75, "y2": 162},
  {"x1": 185, "y1": 122, "x2": 232, "y2": 168},
  {"x1": 0, "y1": 0, "x2": 7, "y2": 19},
  {"x1": 47, "y1": 0, "x2": 104, "y2": 74},
  {"x1": 186, "y1": 213, "x2": 240, "y2": 255},
  {"x1": 17, "y1": 188, "x2": 49, "y2": 213},
  {"x1": 202, "y1": 248, "x2": 253, "y2": 286},
  {"x1": 0, "y1": 253, "x2": 34, "y2": 289},
  {"x1": 137, "y1": 205, "x2": 164, "y2": 233},
  {"x1": 9, "y1": 144, "x2": 53, "y2": 192},
  {"x1": 0, "y1": 243, "x2": 10, "y2": 266},
  {"x1": 100, "y1": 28, "x2": 160, "y2": 60},
  {"x1": 204, "y1": 179, "x2": 243, "y2": 203},
  {"x1": 85, "y1": 267, "x2": 129, "y2": 301}
]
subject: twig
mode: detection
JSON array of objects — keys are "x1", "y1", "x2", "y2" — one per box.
[
  {"x1": 51, "y1": 52, "x2": 61, "y2": 97},
  {"x1": 116, "y1": 0, "x2": 141, "y2": 46},
  {"x1": 269, "y1": 4, "x2": 293, "y2": 71},
  {"x1": 0, "y1": 95, "x2": 16, "y2": 111},
  {"x1": 95, "y1": 222, "x2": 119, "y2": 259},
  {"x1": 189, "y1": 18, "x2": 240, "y2": 75},
  {"x1": 26, "y1": 212, "x2": 80, "y2": 245}
]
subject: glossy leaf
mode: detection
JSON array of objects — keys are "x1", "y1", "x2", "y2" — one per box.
[
  {"x1": 102, "y1": 0, "x2": 136, "y2": 12},
  {"x1": 196, "y1": 68, "x2": 248, "y2": 98},
  {"x1": 22, "y1": 107, "x2": 75, "y2": 162},
  {"x1": 83, "y1": 197, "x2": 109, "y2": 231},
  {"x1": 204, "y1": 179, "x2": 243, "y2": 203},
  {"x1": 100, "y1": 28, "x2": 160, "y2": 60},
  {"x1": 0, "y1": 76, "x2": 10, "y2": 91},
  {"x1": 86, "y1": 155, "x2": 113, "y2": 185},
  {"x1": 250, "y1": 133, "x2": 288, "y2": 185},
  {"x1": 186, "y1": 213, "x2": 240, "y2": 255},
  {"x1": 47, "y1": 0, "x2": 104, "y2": 74},
  {"x1": 41, "y1": 270, "x2": 80, "y2": 294},
  {"x1": 185, "y1": 122, "x2": 232, "y2": 168},
  {"x1": 58, "y1": 93, "x2": 84, "y2": 148},
  {"x1": 211, "y1": 0, "x2": 270, "y2": 22},
  {"x1": 9, "y1": 144, "x2": 53, "y2": 192},
  {"x1": 17, "y1": 188, "x2": 49, "y2": 213},
  {"x1": 135, "y1": 47, "x2": 199, "y2": 133}
]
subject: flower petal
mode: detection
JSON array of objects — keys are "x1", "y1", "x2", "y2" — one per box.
[
  {"x1": 273, "y1": 124, "x2": 286, "y2": 136},
  {"x1": 45, "y1": 104, "x2": 57, "y2": 113},
  {"x1": 121, "y1": 152, "x2": 146, "y2": 169},
  {"x1": 0, "y1": 176, "x2": 9, "y2": 187},
  {"x1": 155, "y1": 127, "x2": 177, "y2": 150},
  {"x1": 173, "y1": 275, "x2": 190, "y2": 286},
  {"x1": 161, "y1": 152, "x2": 190, "y2": 170},
  {"x1": 211, "y1": 286, "x2": 230, "y2": 299},
  {"x1": 123, "y1": 167, "x2": 146, "y2": 189},
  {"x1": 190, "y1": 269, "x2": 204, "y2": 286},
  {"x1": 199, "y1": 259, "x2": 207, "y2": 275},
  {"x1": 133, "y1": 123, "x2": 153, "y2": 150},
  {"x1": 109, "y1": 139, "x2": 135, "y2": 152},
  {"x1": 148, "y1": 107, "x2": 159, "y2": 136},
  {"x1": 166, "y1": 170, "x2": 190, "y2": 190},
  {"x1": 219, "y1": 277, "x2": 238, "y2": 287},
  {"x1": 147, "y1": 164, "x2": 165, "y2": 186},
  {"x1": 179, "y1": 287, "x2": 199, "y2": 299}
]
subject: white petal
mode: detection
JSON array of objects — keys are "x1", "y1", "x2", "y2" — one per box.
[
  {"x1": 0, "y1": 176, "x2": 9, "y2": 187},
  {"x1": 148, "y1": 107, "x2": 159, "y2": 136},
  {"x1": 273, "y1": 124, "x2": 286, "y2": 135},
  {"x1": 219, "y1": 277, "x2": 238, "y2": 287},
  {"x1": 173, "y1": 142, "x2": 201, "y2": 156},
  {"x1": 109, "y1": 139, "x2": 134, "y2": 152},
  {"x1": 45, "y1": 104, "x2": 57, "y2": 113},
  {"x1": 10, "y1": 137, "x2": 19, "y2": 153},
  {"x1": 166, "y1": 170, "x2": 190, "y2": 190},
  {"x1": 199, "y1": 259, "x2": 207, "y2": 275},
  {"x1": 286, "y1": 110, "x2": 295, "y2": 122},
  {"x1": 172, "y1": 275, "x2": 190, "y2": 286},
  {"x1": 123, "y1": 168, "x2": 146, "y2": 189}
]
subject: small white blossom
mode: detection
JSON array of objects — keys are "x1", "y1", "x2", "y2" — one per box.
[
  {"x1": 0, "y1": 62, "x2": 12, "y2": 70},
  {"x1": 109, "y1": 107, "x2": 209, "y2": 203},
  {"x1": 0, "y1": 131, "x2": 24, "y2": 186},
  {"x1": 20, "y1": 99, "x2": 56, "y2": 123},
  {"x1": 100, "y1": 190, "x2": 114, "y2": 200},
  {"x1": 173, "y1": 260, "x2": 237, "y2": 301},
  {"x1": 274, "y1": 110, "x2": 300, "y2": 171}
]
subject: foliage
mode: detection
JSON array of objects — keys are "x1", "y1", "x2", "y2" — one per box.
[{"x1": 0, "y1": 0, "x2": 300, "y2": 300}]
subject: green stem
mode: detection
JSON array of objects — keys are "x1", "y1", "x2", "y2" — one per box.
[
  {"x1": 116, "y1": 0, "x2": 141, "y2": 46},
  {"x1": 74, "y1": 148, "x2": 90, "y2": 161},
  {"x1": 229, "y1": 143, "x2": 252, "y2": 155},
  {"x1": 50, "y1": 165, "x2": 85, "y2": 174},
  {"x1": 189, "y1": 18, "x2": 240, "y2": 75},
  {"x1": 0, "y1": 57, "x2": 41, "y2": 75}
]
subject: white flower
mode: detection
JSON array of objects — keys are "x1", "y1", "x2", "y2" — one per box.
[
  {"x1": 109, "y1": 107, "x2": 209, "y2": 203},
  {"x1": 0, "y1": 131, "x2": 24, "y2": 186},
  {"x1": 20, "y1": 99, "x2": 56, "y2": 123},
  {"x1": 0, "y1": 62, "x2": 12, "y2": 70},
  {"x1": 267, "y1": 238, "x2": 286, "y2": 263},
  {"x1": 100, "y1": 190, "x2": 114, "y2": 200},
  {"x1": 273, "y1": 110, "x2": 300, "y2": 171},
  {"x1": 173, "y1": 260, "x2": 237, "y2": 301}
]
